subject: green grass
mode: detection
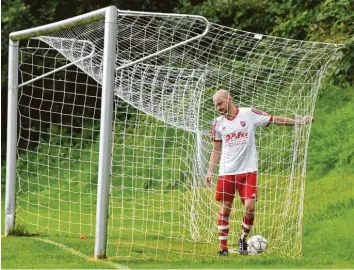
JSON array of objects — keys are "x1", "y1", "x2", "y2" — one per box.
[
  {"x1": 1, "y1": 236, "x2": 115, "y2": 269},
  {"x1": 1, "y1": 196, "x2": 114, "y2": 269},
  {"x1": 2, "y1": 171, "x2": 354, "y2": 269}
]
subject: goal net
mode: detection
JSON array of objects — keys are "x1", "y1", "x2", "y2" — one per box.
[{"x1": 10, "y1": 8, "x2": 341, "y2": 259}]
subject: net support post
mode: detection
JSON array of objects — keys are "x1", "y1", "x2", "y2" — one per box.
[
  {"x1": 94, "y1": 6, "x2": 117, "y2": 259},
  {"x1": 5, "y1": 39, "x2": 19, "y2": 236}
]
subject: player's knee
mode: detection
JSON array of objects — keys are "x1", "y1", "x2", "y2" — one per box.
[
  {"x1": 224, "y1": 201, "x2": 232, "y2": 208},
  {"x1": 246, "y1": 205, "x2": 255, "y2": 214},
  {"x1": 245, "y1": 202, "x2": 256, "y2": 214},
  {"x1": 220, "y1": 201, "x2": 232, "y2": 215}
]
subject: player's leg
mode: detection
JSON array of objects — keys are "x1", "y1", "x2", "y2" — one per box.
[
  {"x1": 236, "y1": 172, "x2": 257, "y2": 255},
  {"x1": 215, "y1": 175, "x2": 236, "y2": 255},
  {"x1": 242, "y1": 198, "x2": 256, "y2": 238},
  {"x1": 217, "y1": 200, "x2": 232, "y2": 256}
]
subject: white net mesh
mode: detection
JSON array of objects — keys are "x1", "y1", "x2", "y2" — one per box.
[{"x1": 15, "y1": 10, "x2": 341, "y2": 259}]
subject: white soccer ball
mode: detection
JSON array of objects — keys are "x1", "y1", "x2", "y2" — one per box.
[{"x1": 247, "y1": 235, "x2": 267, "y2": 254}]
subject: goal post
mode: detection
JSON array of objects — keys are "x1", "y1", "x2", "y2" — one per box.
[
  {"x1": 5, "y1": 7, "x2": 116, "y2": 260},
  {"x1": 5, "y1": 39, "x2": 19, "y2": 237},
  {"x1": 5, "y1": 5, "x2": 343, "y2": 260},
  {"x1": 94, "y1": 6, "x2": 117, "y2": 259}
]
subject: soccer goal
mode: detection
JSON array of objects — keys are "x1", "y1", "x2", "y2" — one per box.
[{"x1": 5, "y1": 6, "x2": 342, "y2": 259}]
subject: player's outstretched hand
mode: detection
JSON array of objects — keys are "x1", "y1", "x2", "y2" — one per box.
[
  {"x1": 300, "y1": 116, "x2": 314, "y2": 125},
  {"x1": 205, "y1": 173, "x2": 213, "y2": 187}
]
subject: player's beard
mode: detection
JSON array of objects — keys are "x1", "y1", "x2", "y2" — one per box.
[{"x1": 219, "y1": 108, "x2": 227, "y2": 115}]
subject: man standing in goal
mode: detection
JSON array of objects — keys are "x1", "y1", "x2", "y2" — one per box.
[{"x1": 206, "y1": 89, "x2": 313, "y2": 256}]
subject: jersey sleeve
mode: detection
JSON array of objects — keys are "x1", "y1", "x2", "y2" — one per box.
[
  {"x1": 211, "y1": 120, "x2": 222, "y2": 142},
  {"x1": 250, "y1": 108, "x2": 273, "y2": 128}
]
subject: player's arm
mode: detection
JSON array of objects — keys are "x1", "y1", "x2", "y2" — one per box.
[
  {"x1": 205, "y1": 141, "x2": 222, "y2": 187},
  {"x1": 272, "y1": 116, "x2": 314, "y2": 126}
]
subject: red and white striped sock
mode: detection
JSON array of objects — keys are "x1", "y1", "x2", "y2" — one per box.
[
  {"x1": 217, "y1": 213, "x2": 230, "y2": 250},
  {"x1": 241, "y1": 215, "x2": 254, "y2": 239}
]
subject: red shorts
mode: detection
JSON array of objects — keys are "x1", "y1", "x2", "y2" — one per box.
[{"x1": 215, "y1": 172, "x2": 257, "y2": 203}]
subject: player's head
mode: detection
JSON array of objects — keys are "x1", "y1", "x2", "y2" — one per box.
[{"x1": 213, "y1": 89, "x2": 233, "y2": 115}]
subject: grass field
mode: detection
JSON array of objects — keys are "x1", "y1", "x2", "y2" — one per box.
[{"x1": 2, "y1": 170, "x2": 354, "y2": 269}]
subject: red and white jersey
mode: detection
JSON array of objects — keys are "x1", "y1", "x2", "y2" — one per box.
[{"x1": 211, "y1": 107, "x2": 272, "y2": 175}]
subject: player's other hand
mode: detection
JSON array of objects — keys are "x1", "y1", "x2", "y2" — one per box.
[
  {"x1": 300, "y1": 116, "x2": 314, "y2": 125},
  {"x1": 205, "y1": 173, "x2": 213, "y2": 187}
]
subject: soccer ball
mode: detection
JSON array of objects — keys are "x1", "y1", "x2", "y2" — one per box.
[{"x1": 247, "y1": 235, "x2": 267, "y2": 254}]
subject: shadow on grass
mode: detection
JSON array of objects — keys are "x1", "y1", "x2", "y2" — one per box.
[{"x1": 7, "y1": 224, "x2": 40, "y2": 237}]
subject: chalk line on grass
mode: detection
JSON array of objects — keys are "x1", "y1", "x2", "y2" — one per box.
[{"x1": 33, "y1": 237, "x2": 129, "y2": 269}]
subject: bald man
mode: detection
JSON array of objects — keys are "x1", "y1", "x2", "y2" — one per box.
[{"x1": 207, "y1": 89, "x2": 313, "y2": 256}]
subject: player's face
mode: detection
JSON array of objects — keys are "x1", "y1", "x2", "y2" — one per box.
[{"x1": 214, "y1": 97, "x2": 229, "y2": 115}]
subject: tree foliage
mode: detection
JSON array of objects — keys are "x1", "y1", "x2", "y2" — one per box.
[{"x1": 178, "y1": 0, "x2": 353, "y2": 83}]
